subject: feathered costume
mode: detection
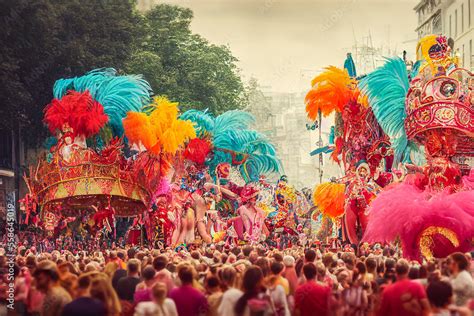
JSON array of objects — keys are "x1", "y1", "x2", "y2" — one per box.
[
  {"x1": 25, "y1": 69, "x2": 154, "y2": 235},
  {"x1": 306, "y1": 57, "x2": 393, "y2": 244},
  {"x1": 361, "y1": 35, "x2": 474, "y2": 260},
  {"x1": 123, "y1": 96, "x2": 196, "y2": 194}
]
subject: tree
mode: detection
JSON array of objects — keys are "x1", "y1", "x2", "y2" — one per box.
[
  {"x1": 126, "y1": 4, "x2": 247, "y2": 114},
  {"x1": 0, "y1": 0, "x2": 143, "y2": 144}
]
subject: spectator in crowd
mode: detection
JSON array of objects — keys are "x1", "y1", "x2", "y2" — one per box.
[
  {"x1": 169, "y1": 263, "x2": 209, "y2": 316},
  {"x1": 377, "y1": 259, "x2": 430, "y2": 316},
  {"x1": 294, "y1": 263, "x2": 332, "y2": 316},
  {"x1": 449, "y1": 252, "x2": 474, "y2": 306},
  {"x1": 116, "y1": 259, "x2": 141, "y2": 302},
  {"x1": 61, "y1": 273, "x2": 106, "y2": 316},
  {"x1": 134, "y1": 282, "x2": 178, "y2": 316},
  {"x1": 218, "y1": 266, "x2": 242, "y2": 316},
  {"x1": 134, "y1": 265, "x2": 156, "y2": 303},
  {"x1": 33, "y1": 260, "x2": 72, "y2": 316},
  {"x1": 90, "y1": 274, "x2": 122, "y2": 316}
]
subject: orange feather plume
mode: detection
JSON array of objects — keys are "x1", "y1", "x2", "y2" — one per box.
[
  {"x1": 123, "y1": 96, "x2": 196, "y2": 155},
  {"x1": 305, "y1": 66, "x2": 357, "y2": 120},
  {"x1": 312, "y1": 182, "x2": 346, "y2": 218}
]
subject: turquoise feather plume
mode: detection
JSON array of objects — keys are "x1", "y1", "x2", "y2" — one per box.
[
  {"x1": 181, "y1": 109, "x2": 282, "y2": 181},
  {"x1": 53, "y1": 68, "x2": 152, "y2": 136},
  {"x1": 359, "y1": 57, "x2": 414, "y2": 163},
  {"x1": 180, "y1": 110, "x2": 215, "y2": 137}
]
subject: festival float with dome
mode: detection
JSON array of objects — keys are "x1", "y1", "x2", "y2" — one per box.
[{"x1": 307, "y1": 34, "x2": 474, "y2": 260}]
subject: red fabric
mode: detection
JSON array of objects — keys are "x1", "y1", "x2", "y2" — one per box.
[
  {"x1": 295, "y1": 281, "x2": 331, "y2": 316},
  {"x1": 127, "y1": 230, "x2": 141, "y2": 245},
  {"x1": 377, "y1": 279, "x2": 427, "y2": 316}
]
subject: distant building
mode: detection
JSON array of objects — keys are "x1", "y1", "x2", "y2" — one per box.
[
  {"x1": 247, "y1": 88, "x2": 341, "y2": 189},
  {"x1": 415, "y1": 0, "x2": 474, "y2": 70}
]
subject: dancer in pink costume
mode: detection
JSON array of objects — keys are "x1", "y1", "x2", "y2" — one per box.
[{"x1": 237, "y1": 185, "x2": 268, "y2": 244}]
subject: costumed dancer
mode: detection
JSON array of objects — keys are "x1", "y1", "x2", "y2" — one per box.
[{"x1": 237, "y1": 184, "x2": 268, "y2": 244}]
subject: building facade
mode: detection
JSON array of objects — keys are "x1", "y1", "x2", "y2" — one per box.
[
  {"x1": 247, "y1": 88, "x2": 341, "y2": 189},
  {"x1": 415, "y1": 0, "x2": 474, "y2": 70}
]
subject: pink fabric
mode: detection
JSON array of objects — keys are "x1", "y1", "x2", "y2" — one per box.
[
  {"x1": 134, "y1": 288, "x2": 152, "y2": 303},
  {"x1": 153, "y1": 270, "x2": 175, "y2": 294},
  {"x1": 232, "y1": 217, "x2": 244, "y2": 239},
  {"x1": 363, "y1": 182, "x2": 474, "y2": 259}
]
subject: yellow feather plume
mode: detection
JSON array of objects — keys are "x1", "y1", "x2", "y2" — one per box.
[{"x1": 123, "y1": 96, "x2": 196, "y2": 155}]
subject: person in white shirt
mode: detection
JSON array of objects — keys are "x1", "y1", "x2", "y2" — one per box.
[
  {"x1": 449, "y1": 252, "x2": 474, "y2": 306},
  {"x1": 217, "y1": 266, "x2": 242, "y2": 316}
]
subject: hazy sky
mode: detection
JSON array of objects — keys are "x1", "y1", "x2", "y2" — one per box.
[{"x1": 160, "y1": 0, "x2": 419, "y2": 92}]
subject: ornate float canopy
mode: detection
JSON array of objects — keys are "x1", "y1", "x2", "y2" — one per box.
[
  {"x1": 26, "y1": 139, "x2": 148, "y2": 218},
  {"x1": 405, "y1": 68, "x2": 474, "y2": 140},
  {"x1": 24, "y1": 68, "x2": 155, "y2": 220}
]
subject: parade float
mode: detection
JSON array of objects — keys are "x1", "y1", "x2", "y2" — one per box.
[
  {"x1": 305, "y1": 57, "x2": 397, "y2": 245},
  {"x1": 361, "y1": 35, "x2": 474, "y2": 260},
  {"x1": 24, "y1": 69, "x2": 151, "y2": 234},
  {"x1": 23, "y1": 69, "x2": 193, "y2": 239},
  {"x1": 306, "y1": 35, "x2": 474, "y2": 260},
  {"x1": 22, "y1": 66, "x2": 301, "y2": 247}
]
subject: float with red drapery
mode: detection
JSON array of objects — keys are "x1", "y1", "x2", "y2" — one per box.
[{"x1": 306, "y1": 35, "x2": 474, "y2": 260}]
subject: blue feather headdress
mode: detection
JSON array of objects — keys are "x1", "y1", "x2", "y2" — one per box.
[
  {"x1": 359, "y1": 57, "x2": 419, "y2": 163},
  {"x1": 181, "y1": 109, "x2": 282, "y2": 182},
  {"x1": 53, "y1": 68, "x2": 152, "y2": 136}
]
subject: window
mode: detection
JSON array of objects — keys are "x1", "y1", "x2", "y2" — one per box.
[
  {"x1": 433, "y1": 13, "x2": 442, "y2": 33},
  {"x1": 463, "y1": 44, "x2": 465, "y2": 67},
  {"x1": 467, "y1": 0, "x2": 471, "y2": 27},
  {"x1": 462, "y1": 4, "x2": 465, "y2": 33},
  {"x1": 450, "y1": 15, "x2": 452, "y2": 37},
  {"x1": 455, "y1": 9, "x2": 458, "y2": 37},
  {"x1": 470, "y1": 40, "x2": 472, "y2": 69}
]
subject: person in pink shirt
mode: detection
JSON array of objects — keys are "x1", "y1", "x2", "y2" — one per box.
[
  {"x1": 169, "y1": 263, "x2": 208, "y2": 316},
  {"x1": 152, "y1": 255, "x2": 175, "y2": 294},
  {"x1": 377, "y1": 259, "x2": 430, "y2": 316}
]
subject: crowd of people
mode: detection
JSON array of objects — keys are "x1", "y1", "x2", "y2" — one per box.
[{"x1": 1, "y1": 241, "x2": 473, "y2": 316}]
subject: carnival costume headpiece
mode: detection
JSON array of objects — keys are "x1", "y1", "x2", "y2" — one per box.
[
  {"x1": 25, "y1": 69, "x2": 154, "y2": 225},
  {"x1": 181, "y1": 110, "x2": 282, "y2": 182},
  {"x1": 360, "y1": 35, "x2": 474, "y2": 260}
]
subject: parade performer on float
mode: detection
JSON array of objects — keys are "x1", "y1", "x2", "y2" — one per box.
[
  {"x1": 25, "y1": 68, "x2": 153, "y2": 237},
  {"x1": 305, "y1": 57, "x2": 395, "y2": 244},
  {"x1": 360, "y1": 35, "x2": 474, "y2": 260},
  {"x1": 237, "y1": 184, "x2": 268, "y2": 244},
  {"x1": 181, "y1": 109, "x2": 281, "y2": 242},
  {"x1": 123, "y1": 96, "x2": 199, "y2": 246}
]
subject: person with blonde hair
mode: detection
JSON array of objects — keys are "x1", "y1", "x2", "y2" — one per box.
[
  {"x1": 90, "y1": 274, "x2": 122, "y2": 316},
  {"x1": 217, "y1": 265, "x2": 242, "y2": 316},
  {"x1": 104, "y1": 261, "x2": 119, "y2": 279},
  {"x1": 134, "y1": 282, "x2": 178, "y2": 316}
]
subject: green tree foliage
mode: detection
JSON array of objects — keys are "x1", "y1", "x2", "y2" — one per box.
[
  {"x1": 1, "y1": 1, "x2": 247, "y2": 145},
  {"x1": 0, "y1": 0, "x2": 142, "y2": 144},
  {"x1": 126, "y1": 4, "x2": 247, "y2": 114}
]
